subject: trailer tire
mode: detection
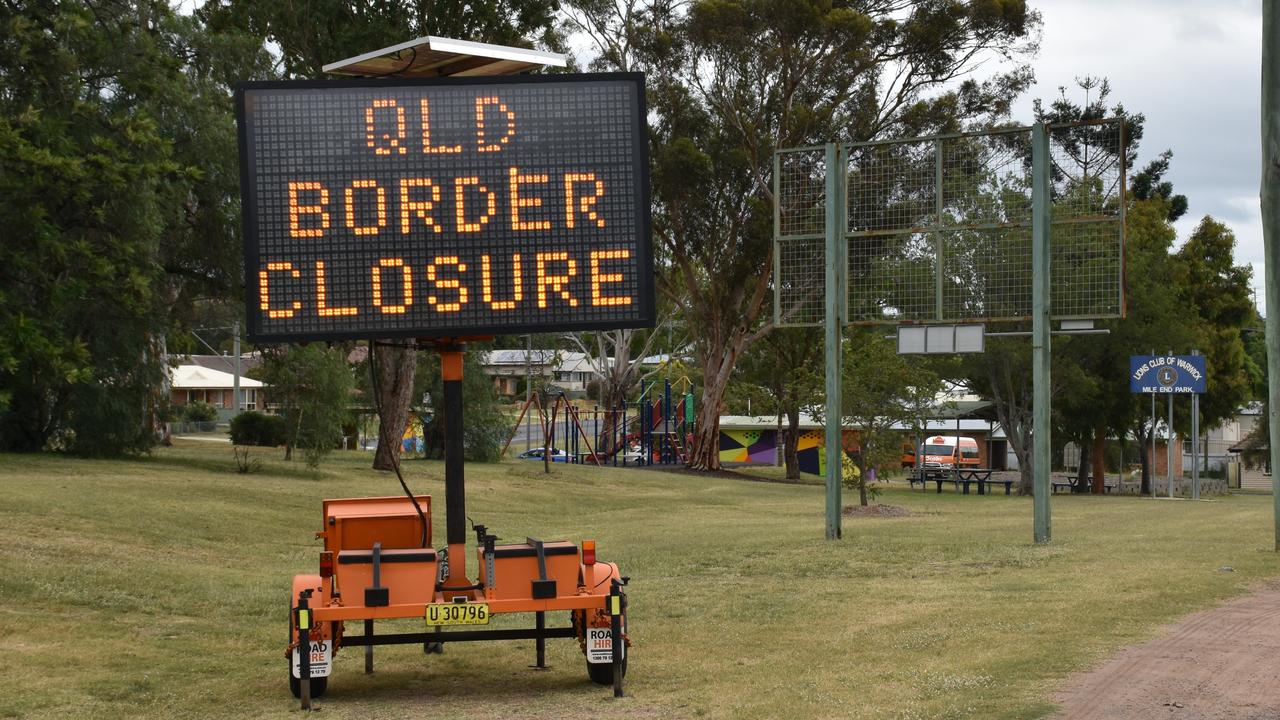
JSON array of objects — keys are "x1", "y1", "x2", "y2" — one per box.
[
  {"x1": 288, "y1": 662, "x2": 328, "y2": 699},
  {"x1": 586, "y1": 653, "x2": 626, "y2": 685},
  {"x1": 584, "y1": 609, "x2": 627, "y2": 686}
]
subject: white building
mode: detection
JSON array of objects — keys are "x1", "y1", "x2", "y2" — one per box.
[{"x1": 168, "y1": 365, "x2": 266, "y2": 422}]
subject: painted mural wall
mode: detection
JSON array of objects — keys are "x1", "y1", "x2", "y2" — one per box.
[
  {"x1": 718, "y1": 429, "x2": 777, "y2": 464},
  {"x1": 719, "y1": 427, "x2": 861, "y2": 475}
]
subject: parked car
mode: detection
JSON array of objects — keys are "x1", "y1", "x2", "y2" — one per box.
[{"x1": 516, "y1": 447, "x2": 569, "y2": 462}]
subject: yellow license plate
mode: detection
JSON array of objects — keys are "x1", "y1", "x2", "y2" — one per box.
[{"x1": 425, "y1": 602, "x2": 490, "y2": 626}]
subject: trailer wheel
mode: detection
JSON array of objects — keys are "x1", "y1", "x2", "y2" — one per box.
[
  {"x1": 586, "y1": 653, "x2": 626, "y2": 685},
  {"x1": 288, "y1": 661, "x2": 328, "y2": 699},
  {"x1": 583, "y1": 610, "x2": 628, "y2": 686}
]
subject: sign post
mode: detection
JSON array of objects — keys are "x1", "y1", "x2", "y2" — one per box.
[
  {"x1": 1031, "y1": 123, "x2": 1051, "y2": 544},
  {"x1": 822, "y1": 143, "x2": 846, "y2": 540},
  {"x1": 1191, "y1": 349, "x2": 1201, "y2": 500},
  {"x1": 1129, "y1": 353, "x2": 1208, "y2": 498}
]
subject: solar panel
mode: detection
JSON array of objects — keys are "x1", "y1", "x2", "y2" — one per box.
[{"x1": 322, "y1": 36, "x2": 566, "y2": 78}]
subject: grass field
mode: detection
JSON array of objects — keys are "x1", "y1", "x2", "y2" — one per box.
[{"x1": 2, "y1": 440, "x2": 1278, "y2": 720}]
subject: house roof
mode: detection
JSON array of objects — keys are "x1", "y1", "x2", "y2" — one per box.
[
  {"x1": 1229, "y1": 433, "x2": 1269, "y2": 453},
  {"x1": 181, "y1": 353, "x2": 262, "y2": 374},
  {"x1": 555, "y1": 351, "x2": 599, "y2": 374},
  {"x1": 479, "y1": 349, "x2": 557, "y2": 366},
  {"x1": 171, "y1": 365, "x2": 264, "y2": 390}
]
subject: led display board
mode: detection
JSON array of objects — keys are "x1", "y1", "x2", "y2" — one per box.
[{"x1": 235, "y1": 74, "x2": 652, "y2": 342}]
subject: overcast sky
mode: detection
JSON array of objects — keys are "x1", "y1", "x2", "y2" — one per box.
[{"x1": 1013, "y1": 0, "x2": 1265, "y2": 307}]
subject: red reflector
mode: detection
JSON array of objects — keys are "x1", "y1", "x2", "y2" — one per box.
[
  {"x1": 319, "y1": 551, "x2": 334, "y2": 578},
  {"x1": 582, "y1": 540, "x2": 596, "y2": 566}
]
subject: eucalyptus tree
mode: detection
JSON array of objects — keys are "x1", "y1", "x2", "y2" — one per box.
[{"x1": 570, "y1": 0, "x2": 1038, "y2": 469}]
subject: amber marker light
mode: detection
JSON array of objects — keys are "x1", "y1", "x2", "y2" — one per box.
[{"x1": 581, "y1": 540, "x2": 596, "y2": 566}]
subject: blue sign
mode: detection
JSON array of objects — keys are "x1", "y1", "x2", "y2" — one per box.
[{"x1": 1129, "y1": 355, "x2": 1207, "y2": 394}]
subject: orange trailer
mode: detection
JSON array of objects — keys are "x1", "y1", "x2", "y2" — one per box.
[{"x1": 286, "y1": 344, "x2": 630, "y2": 708}]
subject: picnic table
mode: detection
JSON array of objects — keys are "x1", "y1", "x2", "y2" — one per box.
[
  {"x1": 956, "y1": 468, "x2": 1016, "y2": 495},
  {"x1": 1053, "y1": 476, "x2": 1118, "y2": 494},
  {"x1": 907, "y1": 468, "x2": 1011, "y2": 495}
]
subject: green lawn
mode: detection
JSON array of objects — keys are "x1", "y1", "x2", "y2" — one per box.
[{"x1": 2, "y1": 441, "x2": 1277, "y2": 719}]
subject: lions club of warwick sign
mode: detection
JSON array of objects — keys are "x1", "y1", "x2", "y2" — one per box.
[{"x1": 1129, "y1": 354, "x2": 1208, "y2": 394}]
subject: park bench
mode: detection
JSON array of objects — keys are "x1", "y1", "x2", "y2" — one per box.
[
  {"x1": 1054, "y1": 476, "x2": 1119, "y2": 494},
  {"x1": 977, "y1": 477, "x2": 1016, "y2": 495}
]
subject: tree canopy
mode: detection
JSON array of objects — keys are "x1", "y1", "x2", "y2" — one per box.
[
  {"x1": 0, "y1": 0, "x2": 269, "y2": 454},
  {"x1": 588, "y1": 0, "x2": 1039, "y2": 469}
]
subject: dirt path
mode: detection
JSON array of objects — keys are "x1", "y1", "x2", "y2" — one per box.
[{"x1": 1053, "y1": 582, "x2": 1280, "y2": 720}]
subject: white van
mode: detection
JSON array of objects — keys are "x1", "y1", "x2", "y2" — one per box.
[{"x1": 918, "y1": 435, "x2": 981, "y2": 476}]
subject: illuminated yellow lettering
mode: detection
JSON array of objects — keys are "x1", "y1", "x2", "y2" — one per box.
[
  {"x1": 399, "y1": 178, "x2": 441, "y2": 234},
  {"x1": 508, "y1": 167, "x2": 552, "y2": 231},
  {"x1": 564, "y1": 172, "x2": 606, "y2": 229},
  {"x1": 314, "y1": 260, "x2": 358, "y2": 317},
  {"x1": 590, "y1": 249, "x2": 632, "y2": 306},
  {"x1": 475, "y1": 96, "x2": 516, "y2": 152},
  {"x1": 453, "y1": 176, "x2": 496, "y2": 233},
  {"x1": 365, "y1": 99, "x2": 407, "y2": 156},
  {"x1": 344, "y1": 179, "x2": 386, "y2": 236},
  {"x1": 420, "y1": 98, "x2": 461, "y2": 154},
  {"x1": 288, "y1": 182, "x2": 330, "y2": 238},
  {"x1": 481, "y1": 254, "x2": 521, "y2": 310},
  {"x1": 259, "y1": 262, "x2": 302, "y2": 319},
  {"x1": 536, "y1": 251, "x2": 577, "y2": 308},
  {"x1": 427, "y1": 256, "x2": 468, "y2": 312},
  {"x1": 371, "y1": 258, "x2": 412, "y2": 314}
]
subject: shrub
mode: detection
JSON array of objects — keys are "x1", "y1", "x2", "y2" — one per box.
[
  {"x1": 230, "y1": 411, "x2": 287, "y2": 447},
  {"x1": 183, "y1": 401, "x2": 219, "y2": 422}
]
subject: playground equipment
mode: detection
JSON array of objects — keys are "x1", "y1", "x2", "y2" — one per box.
[{"x1": 503, "y1": 378, "x2": 695, "y2": 467}]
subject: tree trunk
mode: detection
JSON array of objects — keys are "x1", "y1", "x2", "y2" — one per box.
[
  {"x1": 783, "y1": 404, "x2": 800, "y2": 480},
  {"x1": 597, "y1": 386, "x2": 628, "y2": 456},
  {"x1": 985, "y1": 356, "x2": 1035, "y2": 495},
  {"x1": 686, "y1": 343, "x2": 741, "y2": 470},
  {"x1": 1090, "y1": 425, "x2": 1107, "y2": 494},
  {"x1": 1075, "y1": 436, "x2": 1091, "y2": 494},
  {"x1": 857, "y1": 456, "x2": 869, "y2": 507},
  {"x1": 285, "y1": 407, "x2": 301, "y2": 461},
  {"x1": 373, "y1": 341, "x2": 417, "y2": 471}
]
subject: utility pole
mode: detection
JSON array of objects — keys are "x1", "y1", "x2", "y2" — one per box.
[{"x1": 1262, "y1": 0, "x2": 1280, "y2": 549}]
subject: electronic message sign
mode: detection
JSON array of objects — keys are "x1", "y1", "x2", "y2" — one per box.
[
  {"x1": 235, "y1": 74, "x2": 652, "y2": 342},
  {"x1": 1129, "y1": 355, "x2": 1207, "y2": 394}
]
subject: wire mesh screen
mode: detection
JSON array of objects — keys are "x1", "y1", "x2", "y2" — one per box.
[
  {"x1": 774, "y1": 147, "x2": 828, "y2": 326},
  {"x1": 1047, "y1": 121, "x2": 1126, "y2": 318},
  {"x1": 775, "y1": 121, "x2": 1123, "y2": 326}
]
